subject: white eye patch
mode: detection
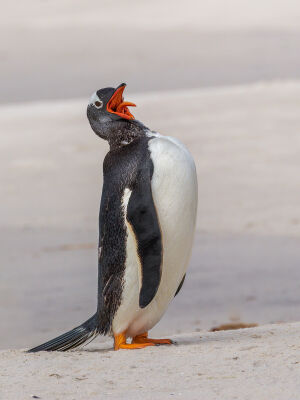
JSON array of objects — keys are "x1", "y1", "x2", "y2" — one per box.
[
  {"x1": 89, "y1": 92, "x2": 103, "y2": 109},
  {"x1": 94, "y1": 100, "x2": 103, "y2": 109}
]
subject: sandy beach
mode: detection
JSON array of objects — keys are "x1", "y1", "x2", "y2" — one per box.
[
  {"x1": 1, "y1": 322, "x2": 300, "y2": 399},
  {"x1": 1, "y1": 0, "x2": 300, "y2": 104}
]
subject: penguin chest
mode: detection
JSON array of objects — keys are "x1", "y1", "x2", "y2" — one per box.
[{"x1": 112, "y1": 134, "x2": 198, "y2": 336}]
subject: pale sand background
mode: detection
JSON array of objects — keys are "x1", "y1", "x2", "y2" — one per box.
[
  {"x1": 1, "y1": 0, "x2": 300, "y2": 398},
  {"x1": 1, "y1": 323, "x2": 300, "y2": 399},
  {"x1": 1, "y1": 0, "x2": 300, "y2": 103}
]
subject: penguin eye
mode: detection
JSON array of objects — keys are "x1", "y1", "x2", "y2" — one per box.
[{"x1": 94, "y1": 100, "x2": 103, "y2": 109}]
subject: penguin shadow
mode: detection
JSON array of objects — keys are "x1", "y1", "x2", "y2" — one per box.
[
  {"x1": 82, "y1": 342, "x2": 175, "y2": 353},
  {"x1": 79, "y1": 339, "x2": 179, "y2": 353},
  {"x1": 82, "y1": 344, "x2": 114, "y2": 354},
  {"x1": 76, "y1": 326, "x2": 260, "y2": 353},
  {"x1": 174, "y1": 326, "x2": 260, "y2": 347},
  {"x1": 80, "y1": 336, "x2": 214, "y2": 352}
]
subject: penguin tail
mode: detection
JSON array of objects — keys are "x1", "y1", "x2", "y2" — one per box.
[{"x1": 27, "y1": 314, "x2": 99, "y2": 352}]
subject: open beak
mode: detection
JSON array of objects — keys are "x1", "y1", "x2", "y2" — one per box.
[{"x1": 106, "y1": 83, "x2": 136, "y2": 120}]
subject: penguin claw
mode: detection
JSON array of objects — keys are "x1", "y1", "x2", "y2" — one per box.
[
  {"x1": 114, "y1": 332, "x2": 174, "y2": 350},
  {"x1": 117, "y1": 342, "x2": 155, "y2": 350},
  {"x1": 143, "y1": 338, "x2": 173, "y2": 345},
  {"x1": 131, "y1": 332, "x2": 174, "y2": 346},
  {"x1": 114, "y1": 332, "x2": 155, "y2": 350}
]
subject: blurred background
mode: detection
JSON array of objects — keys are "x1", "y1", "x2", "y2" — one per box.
[{"x1": 1, "y1": 0, "x2": 300, "y2": 349}]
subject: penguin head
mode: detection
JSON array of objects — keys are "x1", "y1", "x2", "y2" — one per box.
[{"x1": 87, "y1": 83, "x2": 136, "y2": 140}]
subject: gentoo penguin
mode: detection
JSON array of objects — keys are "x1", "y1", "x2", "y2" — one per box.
[{"x1": 28, "y1": 83, "x2": 198, "y2": 352}]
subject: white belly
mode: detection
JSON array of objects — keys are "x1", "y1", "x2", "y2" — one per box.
[{"x1": 112, "y1": 133, "x2": 198, "y2": 337}]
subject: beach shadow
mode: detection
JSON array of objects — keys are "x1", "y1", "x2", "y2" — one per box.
[
  {"x1": 83, "y1": 346, "x2": 113, "y2": 354},
  {"x1": 176, "y1": 325, "x2": 262, "y2": 347}
]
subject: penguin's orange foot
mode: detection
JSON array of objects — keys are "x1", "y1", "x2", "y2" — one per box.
[
  {"x1": 114, "y1": 332, "x2": 155, "y2": 350},
  {"x1": 117, "y1": 342, "x2": 155, "y2": 350},
  {"x1": 132, "y1": 332, "x2": 173, "y2": 345}
]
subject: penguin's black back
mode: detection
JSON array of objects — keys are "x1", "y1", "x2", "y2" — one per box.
[{"x1": 96, "y1": 135, "x2": 162, "y2": 334}]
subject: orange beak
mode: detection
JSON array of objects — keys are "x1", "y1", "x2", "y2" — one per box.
[{"x1": 107, "y1": 84, "x2": 136, "y2": 120}]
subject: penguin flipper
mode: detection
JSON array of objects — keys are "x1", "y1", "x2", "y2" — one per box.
[
  {"x1": 126, "y1": 175, "x2": 162, "y2": 309},
  {"x1": 175, "y1": 274, "x2": 186, "y2": 297},
  {"x1": 27, "y1": 314, "x2": 98, "y2": 352}
]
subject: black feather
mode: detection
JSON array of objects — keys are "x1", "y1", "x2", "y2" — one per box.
[{"x1": 27, "y1": 314, "x2": 98, "y2": 352}]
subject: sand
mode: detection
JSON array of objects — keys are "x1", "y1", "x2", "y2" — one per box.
[
  {"x1": 1, "y1": 322, "x2": 300, "y2": 399},
  {"x1": 1, "y1": 0, "x2": 300, "y2": 103}
]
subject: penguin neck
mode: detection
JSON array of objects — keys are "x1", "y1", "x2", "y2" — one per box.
[{"x1": 108, "y1": 119, "x2": 148, "y2": 150}]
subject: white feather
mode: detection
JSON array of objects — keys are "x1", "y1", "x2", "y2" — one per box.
[
  {"x1": 89, "y1": 92, "x2": 100, "y2": 105},
  {"x1": 112, "y1": 133, "x2": 198, "y2": 337}
]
